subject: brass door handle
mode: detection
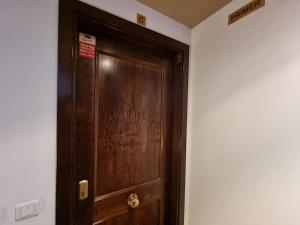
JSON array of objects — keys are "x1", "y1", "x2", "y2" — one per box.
[{"x1": 127, "y1": 193, "x2": 140, "y2": 208}]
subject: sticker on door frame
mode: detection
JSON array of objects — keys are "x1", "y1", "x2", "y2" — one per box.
[{"x1": 79, "y1": 33, "x2": 96, "y2": 59}]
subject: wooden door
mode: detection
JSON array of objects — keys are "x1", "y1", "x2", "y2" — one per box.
[
  {"x1": 56, "y1": 2, "x2": 189, "y2": 225},
  {"x1": 75, "y1": 18, "x2": 175, "y2": 225}
]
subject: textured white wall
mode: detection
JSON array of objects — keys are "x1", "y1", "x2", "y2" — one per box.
[
  {"x1": 187, "y1": 0, "x2": 300, "y2": 225},
  {"x1": 0, "y1": 0, "x2": 190, "y2": 224}
]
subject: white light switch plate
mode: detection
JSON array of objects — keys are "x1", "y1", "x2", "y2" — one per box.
[{"x1": 15, "y1": 199, "x2": 40, "y2": 221}]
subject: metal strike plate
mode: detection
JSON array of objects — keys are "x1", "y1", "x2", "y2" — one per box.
[{"x1": 79, "y1": 180, "x2": 88, "y2": 200}]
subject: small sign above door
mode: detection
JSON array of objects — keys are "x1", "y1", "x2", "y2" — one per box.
[
  {"x1": 137, "y1": 13, "x2": 146, "y2": 27},
  {"x1": 228, "y1": 0, "x2": 265, "y2": 25},
  {"x1": 79, "y1": 33, "x2": 96, "y2": 59}
]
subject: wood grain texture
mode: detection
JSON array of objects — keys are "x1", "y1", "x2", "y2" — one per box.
[
  {"x1": 93, "y1": 179, "x2": 161, "y2": 223},
  {"x1": 95, "y1": 53, "x2": 162, "y2": 195},
  {"x1": 132, "y1": 202, "x2": 159, "y2": 225},
  {"x1": 94, "y1": 213, "x2": 129, "y2": 225},
  {"x1": 89, "y1": 33, "x2": 170, "y2": 224},
  {"x1": 74, "y1": 43, "x2": 96, "y2": 224},
  {"x1": 56, "y1": 0, "x2": 75, "y2": 224},
  {"x1": 57, "y1": 1, "x2": 189, "y2": 225}
]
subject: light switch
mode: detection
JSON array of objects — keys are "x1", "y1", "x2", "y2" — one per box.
[{"x1": 15, "y1": 199, "x2": 40, "y2": 221}]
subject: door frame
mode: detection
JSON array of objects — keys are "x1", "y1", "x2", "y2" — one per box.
[{"x1": 56, "y1": 1, "x2": 189, "y2": 225}]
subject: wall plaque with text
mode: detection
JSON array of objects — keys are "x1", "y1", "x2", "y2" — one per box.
[{"x1": 228, "y1": 0, "x2": 265, "y2": 25}]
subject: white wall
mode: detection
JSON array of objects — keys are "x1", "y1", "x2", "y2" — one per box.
[
  {"x1": 80, "y1": 0, "x2": 191, "y2": 45},
  {"x1": 0, "y1": 0, "x2": 190, "y2": 224},
  {"x1": 187, "y1": 0, "x2": 300, "y2": 225},
  {"x1": 0, "y1": 0, "x2": 58, "y2": 224}
]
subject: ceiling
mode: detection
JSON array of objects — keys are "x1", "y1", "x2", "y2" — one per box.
[{"x1": 137, "y1": 0, "x2": 232, "y2": 28}]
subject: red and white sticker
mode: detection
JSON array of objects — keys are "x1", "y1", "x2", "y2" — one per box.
[{"x1": 79, "y1": 33, "x2": 96, "y2": 59}]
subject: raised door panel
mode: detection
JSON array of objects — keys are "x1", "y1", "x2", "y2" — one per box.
[{"x1": 93, "y1": 52, "x2": 165, "y2": 224}]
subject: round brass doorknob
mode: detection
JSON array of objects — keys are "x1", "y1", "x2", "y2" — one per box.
[{"x1": 127, "y1": 193, "x2": 140, "y2": 208}]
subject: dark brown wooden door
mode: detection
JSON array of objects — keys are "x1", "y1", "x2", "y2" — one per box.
[
  {"x1": 94, "y1": 52, "x2": 167, "y2": 225},
  {"x1": 75, "y1": 18, "x2": 175, "y2": 225}
]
